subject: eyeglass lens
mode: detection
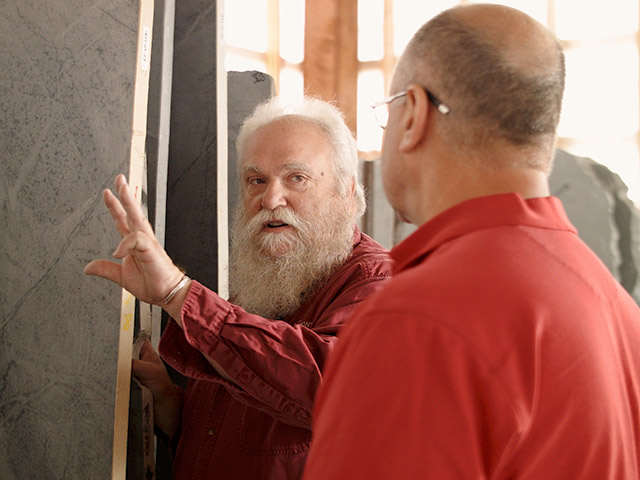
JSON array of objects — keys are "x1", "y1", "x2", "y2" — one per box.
[{"x1": 373, "y1": 104, "x2": 389, "y2": 129}]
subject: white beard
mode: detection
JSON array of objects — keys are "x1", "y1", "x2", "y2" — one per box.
[{"x1": 229, "y1": 198, "x2": 355, "y2": 319}]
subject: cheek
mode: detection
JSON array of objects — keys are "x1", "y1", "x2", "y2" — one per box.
[
  {"x1": 287, "y1": 192, "x2": 321, "y2": 219},
  {"x1": 284, "y1": 195, "x2": 304, "y2": 214},
  {"x1": 243, "y1": 194, "x2": 261, "y2": 215},
  {"x1": 380, "y1": 153, "x2": 399, "y2": 202},
  {"x1": 381, "y1": 124, "x2": 404, "y2": 185}
]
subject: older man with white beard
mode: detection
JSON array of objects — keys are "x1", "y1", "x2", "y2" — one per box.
[{"x1": 84, "y1": 96, "x2": 393, "y2": 479}]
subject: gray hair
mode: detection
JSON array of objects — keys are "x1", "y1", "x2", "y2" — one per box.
[{"x1": 236, "y1": 96, "x2": 366, "y2": 218}]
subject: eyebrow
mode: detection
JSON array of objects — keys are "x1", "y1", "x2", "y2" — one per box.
[{"x1": 243, "y1": 162, "x2": 314, "y2": 175}]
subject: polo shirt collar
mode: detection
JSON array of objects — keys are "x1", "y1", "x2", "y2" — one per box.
[{"x1": 390, "y1": 193, "x2": 576, "y2": 273}]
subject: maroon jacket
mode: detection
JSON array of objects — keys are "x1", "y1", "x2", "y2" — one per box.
[{"x1": 159, "y1": 229, "x2": 392, "y2": 479}]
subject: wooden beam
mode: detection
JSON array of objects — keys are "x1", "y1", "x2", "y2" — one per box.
[{"x1": 303, "y1": 0, "x2": 358, "y2": 133}]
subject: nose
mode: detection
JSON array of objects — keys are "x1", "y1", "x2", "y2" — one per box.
[{"x1": 261, "y1": 181, "x2": 288, "y2": 210}]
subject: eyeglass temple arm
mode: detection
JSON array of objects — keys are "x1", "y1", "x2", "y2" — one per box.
[{"x1": 426, "y1": 90, "x2": 450, "y2": 115}]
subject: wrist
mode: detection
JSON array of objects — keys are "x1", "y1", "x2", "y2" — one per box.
[
  {"x1": 162, "y1": 278, "x2": 193, "y2": 327},
  {"x1": 161, "y1": 274, "x2": 190, "y2": 305}
]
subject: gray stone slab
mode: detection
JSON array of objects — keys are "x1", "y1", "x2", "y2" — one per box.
[
  {"x1": 395, "y1": 218, "x2": 418, "y2": 245},
  {"x1": 165, "y1": 0, "x2": 219, "y2": 290},
  {"x1": 550, "y1": 149, "x2": 619, "y2": 277},
  {"x1": 144, "y1": 1, "x2": 175, "y2": 478},
  {"x1": 0, "y1": 1, "x2": 140, "y2": 478},
  {"x1": 360, "y1": 158, "x2": 417, "y2": 248},
  {"x1": 146, "y1": 0, "x2": 174, "y2": 244},
  {"x1": 549, "y1": 149, "x2": 640, "y2": 304},
  {"x1": 127, "y1": 379, "x2": 155, "y2": 480},
  {"x1": 361, "y1": 159, "x2": 395, "y2": 249},
  {"x1": 227, "y1": 71, "x2": 275, "y2": 213},
  {"x1": 573, "y1": 152, "x2": 640, "y2": 304}
]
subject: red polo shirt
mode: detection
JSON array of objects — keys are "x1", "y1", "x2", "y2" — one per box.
[{"x1": 304, "y1": 194, "x2": 640, "y2": 479}]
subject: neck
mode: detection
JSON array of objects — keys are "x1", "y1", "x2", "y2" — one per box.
[{"x1": 412, "y1": 163, "x2": 550, "y2": 226}]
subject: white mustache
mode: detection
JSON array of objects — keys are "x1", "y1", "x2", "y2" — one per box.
[{"x1": 246, "y1": 207, "x2": 307, "y2": 234}]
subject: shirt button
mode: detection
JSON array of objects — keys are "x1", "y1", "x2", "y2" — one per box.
[{"x1": 208, "y1": 429, "x2": 215, "y2": 436}]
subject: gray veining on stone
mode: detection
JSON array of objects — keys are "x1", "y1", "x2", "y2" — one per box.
[{"x1": 0, "y1": 1, "x2": 139, "y2": 478}]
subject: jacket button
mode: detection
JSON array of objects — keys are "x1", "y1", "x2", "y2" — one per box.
[{"x1": 208, "y1": 429, "x2": 214, "y2": 436}]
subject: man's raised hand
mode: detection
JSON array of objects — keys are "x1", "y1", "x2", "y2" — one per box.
[{"x1": 84, "y1": 175, "x2": 184, "y2": 305}]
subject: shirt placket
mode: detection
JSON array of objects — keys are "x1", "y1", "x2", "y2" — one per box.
[{"x1": 191, "y1": 385, "x2": 233, "y2": 478}]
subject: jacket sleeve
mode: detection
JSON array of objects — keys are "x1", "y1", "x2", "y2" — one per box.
[{"x1": 159, "y1": 270, "x2": 390, "y2": 429}]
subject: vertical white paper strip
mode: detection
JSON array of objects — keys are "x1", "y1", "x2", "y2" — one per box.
[{"x1": 217, "y1": 0, "x2": 230, "y2": 300}]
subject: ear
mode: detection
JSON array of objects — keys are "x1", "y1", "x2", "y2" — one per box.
[
  {"x1": 398, "y1": 84, "x2": 429, "y2": 153},
  {"x1": 346, "y1": 177, "x2": 358, "y2": 212}
]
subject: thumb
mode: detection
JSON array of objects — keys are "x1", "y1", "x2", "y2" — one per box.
[
  {"x1": 84, "y1": 259, "x2": 122, "y2": 286},
  {"x1": 131, "y1": 358, "x2": 157, "y2": 383},
  {"x1": 139, "y1": 340, "x2": 163, "y2": 364}
]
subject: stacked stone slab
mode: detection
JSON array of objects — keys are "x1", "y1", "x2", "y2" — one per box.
[
  {"x1": 550, "y1": 149, "x2": 640, "y2": 304},
  {"x1": 0, "y1": 1, "x2": 139, "y2": 478},
  {"x1": 0, "y1": 2, "x2": 282, "y2": 478},
  {"x1": 227, "y1": 71, "x2": 275, "y2": 218}
]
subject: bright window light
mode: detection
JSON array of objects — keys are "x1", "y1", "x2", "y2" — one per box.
[
  {"x1": 279, "y1": 67, "x2": 304, "y2": 103},
  {"x1": 280, "y1": 0, "x2": 305, "y2": 63},
  {"x1": 225, "y1": 53, "x2": 266, "y2": 74},
  {"x1": 556, "y1": 0, "x2": 638, "y2": 40},
  {"x1": 559, "y1": 43, "x2": 638, "y2": 139},
  {"x1": 224, "y1": 0, "x2": 268, "y2": 52},
  {"x1": 358, "y1": 0, "x2": 385, "y2": 62},
  {"x1": 393, "y1": 0, "x2": 457, "y2": 56},
  {"x1": 357, "y1": 70, "x2": 385, "y2": 152}
]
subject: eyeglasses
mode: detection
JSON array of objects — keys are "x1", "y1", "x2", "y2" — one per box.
[{"x1": 371, "y1": 88, "x2": 450, "y2": 129}]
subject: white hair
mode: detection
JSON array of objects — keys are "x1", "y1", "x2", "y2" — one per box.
[{"x1": 236, "y1": 96, "x2": 366, "y2": 218}]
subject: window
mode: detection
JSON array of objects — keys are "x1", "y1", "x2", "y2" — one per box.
[
  {"x1": 357, "y1": 0, "x2": 640, "y2": 204},
  {"x1": 224, "y1": 0, "x2": 640, "y2": 204},
  {"x1": 223, "y1": 0, "x2": 305, "y2": 103}
]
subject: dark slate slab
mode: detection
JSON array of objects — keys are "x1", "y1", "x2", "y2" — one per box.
[
  {"x1": 227, "y1": 70, "x2": 275, "y2": 214},
  {"x1": 165, "y1": 0, "x2": 219, "y2": 290}
]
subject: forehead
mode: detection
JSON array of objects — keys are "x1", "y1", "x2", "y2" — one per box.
[{"x1": 242, "y1": 117, "x2": 334, "y2": 172}]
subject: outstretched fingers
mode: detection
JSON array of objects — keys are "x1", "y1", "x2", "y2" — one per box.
[
  {"x1": 87, "y1": 174, "x2": 183, "y2": 304},
  {"x1": 104, "y1": 188, "x2": 130, "y2": 237},
  {"x1": 112, "y1": 230, "x2": 154, "y2": 260},
  {"x1": 115, "y1": 174, "x2": 156, "y2": 238}
]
